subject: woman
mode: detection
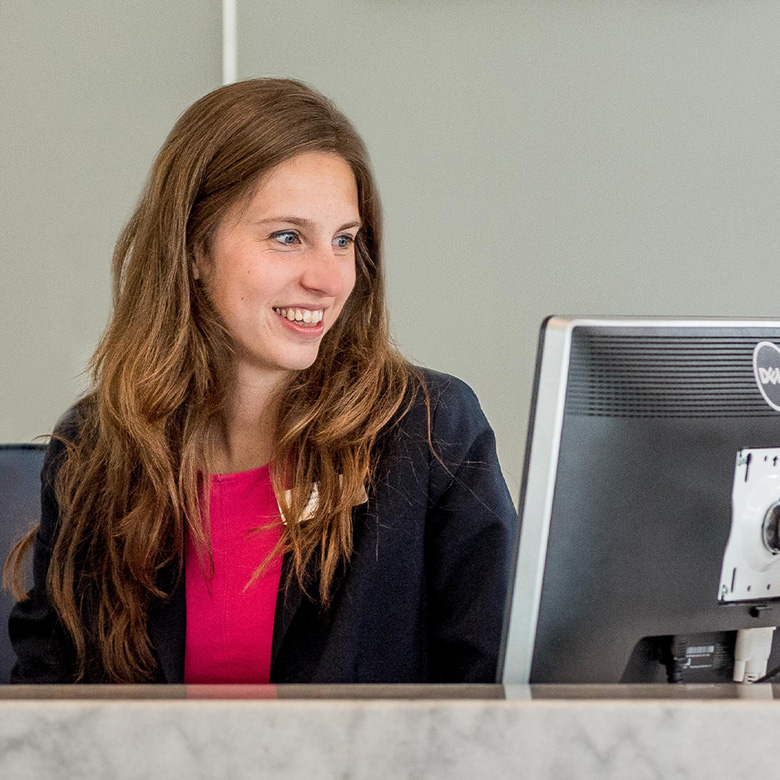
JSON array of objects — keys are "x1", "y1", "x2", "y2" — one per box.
[{"x1": 5, "y1": 78, "x2": 517, "y2": 684}]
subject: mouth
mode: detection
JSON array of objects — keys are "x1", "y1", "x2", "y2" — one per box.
[{"x1": 273, "y1": 307, "x2": 325, "y2": 331}]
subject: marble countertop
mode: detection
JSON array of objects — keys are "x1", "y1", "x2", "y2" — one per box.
[{"x1": 3, "y1": 684, "x2": 780, "y2": 779}]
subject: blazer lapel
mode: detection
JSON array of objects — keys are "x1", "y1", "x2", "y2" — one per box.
[
  {"x1": 270, "y1": 552, "x2": 306, "y2": 672},
  {"x1": 147, "y1": 563, "x2": 186, "y2": 683},
  {"x1": 270, "y1": 499, "x2": 370, "y2": 675}
]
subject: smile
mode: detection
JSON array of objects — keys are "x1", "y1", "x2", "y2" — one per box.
[{"x1": 273, "y1": 307, "x2": 324, "y2": 328}]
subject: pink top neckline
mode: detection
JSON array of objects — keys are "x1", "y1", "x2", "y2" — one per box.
[{"x1": 207, "y1": 462, "x2": 271, "y2": 483}]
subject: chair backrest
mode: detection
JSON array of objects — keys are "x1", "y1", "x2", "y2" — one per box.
[{"x1": 0, "y1": 444, "x2": 46, "y2": 683}]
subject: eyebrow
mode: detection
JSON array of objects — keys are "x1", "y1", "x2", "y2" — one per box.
[{"x1": 254, "y1": 216, "x2": 362, "y2": 232}]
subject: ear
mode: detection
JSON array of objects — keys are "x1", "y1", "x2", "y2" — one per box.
[{"x1": 191, "y1": 247, "x2": 206, "y2": 281}]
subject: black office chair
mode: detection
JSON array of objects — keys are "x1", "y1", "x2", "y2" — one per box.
[{"x1": 0, "y1": 444, "x2": 46, "y2": 683}]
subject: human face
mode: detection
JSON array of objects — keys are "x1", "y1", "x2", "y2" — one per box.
[{"x1": 200, "y1": 152, "x2": 360, "y2": 382}]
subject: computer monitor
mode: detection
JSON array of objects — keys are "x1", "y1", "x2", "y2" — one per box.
[{"x1": 500, "y1": 317, "x2": 780, "y2": 684}]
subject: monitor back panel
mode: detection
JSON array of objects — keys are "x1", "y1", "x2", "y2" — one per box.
[{"x1": 502, "y1": 319, "x2": 780, "y2": 684}]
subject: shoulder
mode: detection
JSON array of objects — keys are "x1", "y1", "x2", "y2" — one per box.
[
  {"x1": 410, "y1": 366, "x2": 490, "y2": 442},
  {"x1": 378, "y1": 366, "x2": 495, "y2": 479},
  {"x1": 52, "y1": 395, "x2": 93, "y2": 442},
  {"x1": 47, "y1": 395, "x2": 93, "y2": 449},
  {"x1": 386, "y1": 366, "x2": 490, "y2": 433},
  {"x1": 414, "y1": 367, "x2": 479, "y2": 405},
  {"x1": 41, "y1": 396, "x2": 95, "y2": 491}
]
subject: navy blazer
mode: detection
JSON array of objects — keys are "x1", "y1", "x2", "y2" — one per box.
[{"x1": 9, "y1": 369, "x2": 518, "y2": 684}]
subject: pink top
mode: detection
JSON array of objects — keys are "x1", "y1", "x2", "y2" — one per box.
[{"x1": 184, "y1": 464, "x2": 283, "y2": 684}]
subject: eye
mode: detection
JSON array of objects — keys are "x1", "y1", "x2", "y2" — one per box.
[
  {"x1": 334, "y1": 234, "x2": 355, "y2": 250},
  {"x1": 271, "y1": 230, "x2": 300, "y2": 246}
]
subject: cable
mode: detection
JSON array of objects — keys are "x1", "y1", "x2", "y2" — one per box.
[{"x1": 754, "y1": 663, "x2": 780, "y2": 684}]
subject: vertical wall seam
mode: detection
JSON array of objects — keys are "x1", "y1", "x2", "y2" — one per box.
[{"x1": 222, "y1": 0, "x2": 237, "y2": 85}]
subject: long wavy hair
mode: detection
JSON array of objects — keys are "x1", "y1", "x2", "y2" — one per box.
[{"x1": 4, "y1": 78, "x2": 424, "y2": 682}]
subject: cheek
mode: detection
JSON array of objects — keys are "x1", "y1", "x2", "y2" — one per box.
[
  {"x1": 206, "y1": 275, "x2": 256, "y2": 328},
  {"x1": 207, "y1": 272, "x2": 237, "y2": 315},
  {"x1": 219, "y1": 265, "x2": 275, "y2": 304},
  {"x1": 342, "y1": 261, "x2": 358, "y2": 300}
]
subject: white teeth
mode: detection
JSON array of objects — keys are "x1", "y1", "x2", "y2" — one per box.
[{"x1": 274, "y1": 307, "x2": 324, "y2": 327}]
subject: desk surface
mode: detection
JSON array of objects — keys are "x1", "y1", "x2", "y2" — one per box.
[
  {"x1": 1, "y1": 682, "x2": 780, "y2": 699},
  {"x1": 2, "y1": 684, "x2": 779, "y2": 780}
]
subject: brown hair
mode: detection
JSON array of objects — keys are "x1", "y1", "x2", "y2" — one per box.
[{"x1": 4, "y1": 78, "x2": 423, "y2": 682}]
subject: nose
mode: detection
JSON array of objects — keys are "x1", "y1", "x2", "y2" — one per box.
[{"x1": 300, "y1": 244, "x2": 349, "y2": 298}]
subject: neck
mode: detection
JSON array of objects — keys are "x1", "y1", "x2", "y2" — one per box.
[{"x1": 212, "y1": 365, "x2": 291, "y2": 474}]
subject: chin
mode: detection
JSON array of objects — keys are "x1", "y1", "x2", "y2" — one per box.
[
  {"x1": 237, "y1": 344, "x2": 321, "y2": 376},
  {"x1": 282, "y1": 359, "x2": 318, "y2": 372},
  {"x1": 277, "y1": 348, "x2": 321, "y2": 373}
]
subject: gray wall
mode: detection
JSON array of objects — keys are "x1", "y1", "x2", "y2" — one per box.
[
  {"x1": 5, "y1": 1, "x2": 780, "y2": 498},
  {"x1": 239, "y1": 0, "x2": 780, "y2": 495},
  {"x1": 0, "y1": 0, "x2": 220, "y2": 439}
]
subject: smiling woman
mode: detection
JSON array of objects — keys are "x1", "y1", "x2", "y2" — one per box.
[
  {"x1": 3, "y1": 79, "x2": 517, "y2": 685},
  {"x1": 200, "y1": 153, "x2": 359, "y2": 383}
]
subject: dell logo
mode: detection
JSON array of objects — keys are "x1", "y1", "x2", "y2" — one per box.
[
  {"x1": 759, "y1": 367, "x2": 780, "y2": 385},
  {"x1": 753, "y1": 342, "x2": 780, "y2": 412}
]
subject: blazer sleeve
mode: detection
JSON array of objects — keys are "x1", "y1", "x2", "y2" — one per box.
[
  {"x1": 8, "y1": 415, "x2": 79, "y2": 683},
  {"x1": 423, "y1": 373, "x2": 518, "y2": 683}
]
